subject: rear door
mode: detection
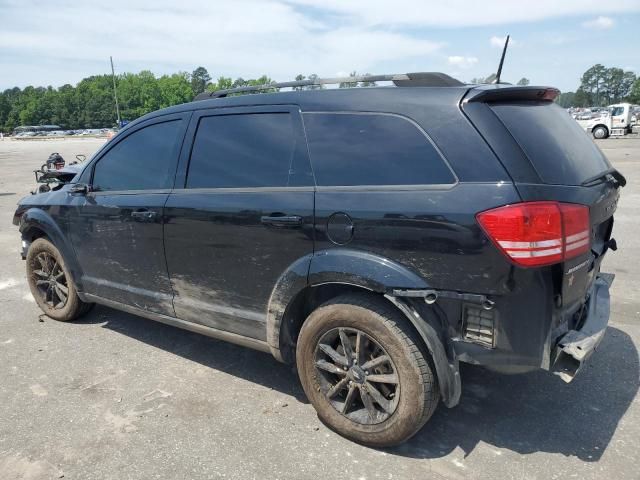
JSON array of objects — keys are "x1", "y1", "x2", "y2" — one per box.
[
  {"x1": 465, "y1": 95, "x2": 622, "y2": 308},
  {"x1": 163, "y1": 106, "x2": 314, "y2": 340}
]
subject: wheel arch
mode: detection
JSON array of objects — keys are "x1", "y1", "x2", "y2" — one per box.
[
  {"x1": 266, "y1": 249, "x2": 462, "y2": 408},
  {"x1": 19, "y1": 208, "x2": 84, "y2": 289},
  {"x1": 267, "y1": 248, "x2": 431, "y2": 362}
]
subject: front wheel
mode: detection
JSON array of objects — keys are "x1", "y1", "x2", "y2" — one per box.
[
  {"x1": 592, "y1": 125, "x2": 609, "y2": 139},
  {"x1": 26, "y1": 238, "x2": 93, "y2": 321},
  {"x1": 296, "y1": 293, "x2": 439, "y2": 447}
]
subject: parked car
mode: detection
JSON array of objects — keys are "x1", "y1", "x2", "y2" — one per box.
[{"x1": 12, "y1": 73, "x2": 624, "y2": 447}]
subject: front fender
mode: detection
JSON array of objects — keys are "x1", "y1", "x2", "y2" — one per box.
[{"x1": 19, "y1": 208, "x2": 84, "y2": 290}]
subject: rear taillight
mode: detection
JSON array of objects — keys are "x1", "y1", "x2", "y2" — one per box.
[{"x1": 476, "y1": 202, "x2": 590, "y2": 267}]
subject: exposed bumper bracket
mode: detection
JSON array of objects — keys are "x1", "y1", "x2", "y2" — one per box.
[
  {"x1": 392, "y1": 288, "x2": 495, "y2": 310},
  {"x1": 552, "y1": 273, "x2": 614, "y2": 383}
]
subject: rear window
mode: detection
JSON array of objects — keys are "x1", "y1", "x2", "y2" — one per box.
[
  {"x1": 490, "y1": 102, "x2": 610, "y2": 185},
  {"x1": 187, "y1": 113, "x2": 296, "y2": 189},
  {"x1": 303, "y1": 113, "x2": 455, "y2": 187}
]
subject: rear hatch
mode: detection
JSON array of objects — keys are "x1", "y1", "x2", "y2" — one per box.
[{"x1": 464, "y1": 86, "x2": 624, "y2": 309}]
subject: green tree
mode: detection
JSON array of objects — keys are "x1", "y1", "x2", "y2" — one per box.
[
  {"x1": 580, "y1": 64, "x2": 606, "y2": 106},
  {"x1": 293, "y1": 74, "x2": 306, "y2": 91},
  {"x1": 516, "y1": 77, "x2": 530, "y2": 86},
  {"x1": 556, "y1": 91, "x2": 576, "y2": 108},
  {"x1": 629, "y1": 78, "x2": 640, "y2": 103},
  {"x1": 190, "y1": 67, "x2": 211, "y2": 97},
  {"x1": 306, "y1": 74, "x2": 323, "y2": 90},
  {"x1": 207, "y1": 76, "x2": 233, "y2": 92},
  {"x1": 158, "y1": 73, "x2": 193, "y2": 107},
  {"x1": 621, "y1": 71, "x2": 637, "y2": 101},
  {"x1": 573, "y1": 87, "x2": 592, "y2": 108}
]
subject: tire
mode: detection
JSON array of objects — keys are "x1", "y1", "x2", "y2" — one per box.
[
  {"x1": 26, "y1": 238, "x2": 93, "y2": 321},
  {"x1": 592, "y1": 125, "x2": 609, "y2": 139},
  {"x1": 296, "y1": 293, "x2": 439, "y2": 447}
]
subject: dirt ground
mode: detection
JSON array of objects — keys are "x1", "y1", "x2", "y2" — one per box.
[{"x1": 0, "y1": 137, "x2": 638, "y2": 479}]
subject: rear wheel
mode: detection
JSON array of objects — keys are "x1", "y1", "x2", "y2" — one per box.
[
  {"x1": 592, "y1": 125, "x2": 609, "y2": 139},
  {"x1": 296, "y1": 293, "x2": 439, "y2": 447},
  {"x1": 26, "y1": 238, "x2": 93, "y2": 321}
]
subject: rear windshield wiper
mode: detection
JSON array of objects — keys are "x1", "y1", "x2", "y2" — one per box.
[{"x1": 581, "y1": 168, "x2": 626, "y2": 188}]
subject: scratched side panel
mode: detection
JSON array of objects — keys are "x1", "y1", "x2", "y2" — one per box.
[
  {"x1": 164, "y1": 189, "x2": 315, "y2": 341},
  {"x1": 67, "y1": 192, "x2": 175, "y2": 315}
]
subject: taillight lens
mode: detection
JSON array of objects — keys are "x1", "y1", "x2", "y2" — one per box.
[{"x1": 477, "y1": 202, "x2": 590, "y2": 267}]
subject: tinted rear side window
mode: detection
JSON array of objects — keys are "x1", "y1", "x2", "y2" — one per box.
[
  {"x1": 490, "y1": 102, "x2": 610, "y2": 185},
  {"x1": 93, "y1": 120, "x2": 182, "y2": 191},
  {"x1": 303, "y1": 113, "x2": 455, "y2": 186},
  {"x1": 187, "y1": 113, "x2": 296, "y2": 188}
]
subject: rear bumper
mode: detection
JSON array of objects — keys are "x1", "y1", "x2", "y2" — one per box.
[{"x1": 551, "y1": 273, "x2": 614, "y2": 382}]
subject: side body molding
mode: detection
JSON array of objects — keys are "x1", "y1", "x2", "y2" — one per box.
[{"x1": 19, "y1": 208, "x2": 84, "y2": 290}]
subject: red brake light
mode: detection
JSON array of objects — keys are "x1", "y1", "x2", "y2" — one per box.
[
  {"x1": 559, "y1": 203, "x2": 590, "y2": 257},
  {"x1": 540, "y1": 88, "x2": 560, "y2": 101},
  {"x1": 477, "y1": 202, "x2": 590, "y2": 267}
]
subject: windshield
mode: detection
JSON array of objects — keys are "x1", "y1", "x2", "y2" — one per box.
[{"x1": 490, "y1": 102, "x2": 611, "y2": 185}]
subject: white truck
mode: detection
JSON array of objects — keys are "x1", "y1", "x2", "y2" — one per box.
[{"x1": 577, "y1": 103, "x2": 634, "y2": 139}]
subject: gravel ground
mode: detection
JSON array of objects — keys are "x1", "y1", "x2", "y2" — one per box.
[{"x1": 0, "y1": 137, "x2": 638, "y2": 480}]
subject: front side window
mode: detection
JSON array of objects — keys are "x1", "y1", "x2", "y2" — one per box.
[
  {"x1": 610, "y1": 106, "x2": 624, "y2": 116},
  {"x1": 303, "y1": 113, "x2": 456, "y2": 187},
  {"x1": 186, "y1": 113, "x2": 296, "y2": 188},
  {"x1": 92, "y1": 120, "x2": 182, "y2": 191}
]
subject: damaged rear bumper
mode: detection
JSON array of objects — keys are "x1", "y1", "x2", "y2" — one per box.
[{"x1": 551, "y1": 273, "x2": 614, "y2": 382}]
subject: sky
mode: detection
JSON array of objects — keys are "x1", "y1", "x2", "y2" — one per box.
[{"x1": 0, "y1": 0, "x2": 639, "y2": 92}]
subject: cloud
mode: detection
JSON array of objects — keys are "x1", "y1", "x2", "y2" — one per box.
[
  {"x1": 447, "y1": 56, "x2": 479, "y2": 69},
  {"x1": 544, "y1": 34, "x2": 569, "y2": 45},
  {"x1": 582, "y1": 16, "x2": 614, "y2": 29},
  {"x1": 288, "y1": 0, "x2": 639, "y2": 27},
  {"x1": 0, "y1": 0, "x2": 444, "y2": 88},
  {"x1": 1, "y1": 0, "x2": 638, "y2": 88}
]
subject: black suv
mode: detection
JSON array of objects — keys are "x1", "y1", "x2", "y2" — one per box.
[{"x1": 13, "y1": 73, "x2": 623, "y2": 447}]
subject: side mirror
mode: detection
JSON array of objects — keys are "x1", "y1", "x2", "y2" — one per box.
[{"x1": 69, "y1": 183, "x2": 90, "y2": 194}]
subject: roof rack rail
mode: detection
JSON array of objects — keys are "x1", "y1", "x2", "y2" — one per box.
[{"x1": 194, "y1": 72, "x2": 463, "y2": 100}]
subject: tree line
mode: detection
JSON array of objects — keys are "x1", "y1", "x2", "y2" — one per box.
[
  {"x1": 2, "y1": 64, "x2": 639, "y2": 132},
  {"x1": 0, "y1": 68, "x2": 377, "y2": 133},
  {"x1": 556, "y1": 64, "x2": 639, "y2": 108}
]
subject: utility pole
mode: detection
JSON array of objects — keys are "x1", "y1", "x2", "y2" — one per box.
[{"x1": 110, "y1": 56, "x2": 121, "y2": 127}]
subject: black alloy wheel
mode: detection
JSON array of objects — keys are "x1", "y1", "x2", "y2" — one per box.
[
  {"x1": 314, "y1": 327, "x2": 400, "y2": 425},
  {"x1": 31, "y1": 250, "x2": 69, "y2": 309}
]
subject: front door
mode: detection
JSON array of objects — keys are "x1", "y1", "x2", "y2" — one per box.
[
  {"x1": 163, "y1": 106, "x2": 315, "y2": 340},
  {"x1": 68, "y1": 114, "x2": 189, "y2": 315}
]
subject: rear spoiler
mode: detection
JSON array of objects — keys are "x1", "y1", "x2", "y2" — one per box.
[{"x1": 465, "y1": 85, "x2": 560, "y2": 103}]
